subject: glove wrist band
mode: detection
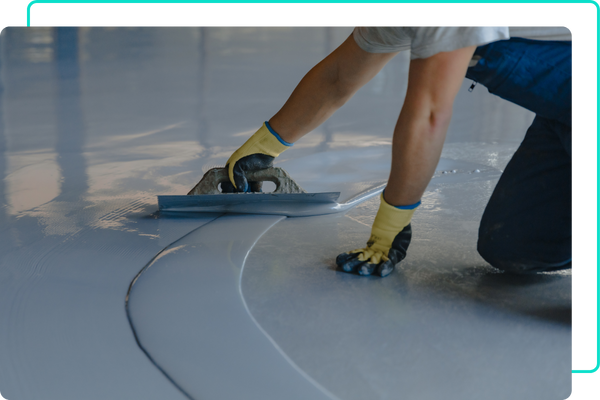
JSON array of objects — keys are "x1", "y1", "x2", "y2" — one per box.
[
  {"x1": 265, "y1": 121, "x2": 293, "y2": 146},
  {"x1": 382, "y1": 188, "x2": 421, "y2": 210}
]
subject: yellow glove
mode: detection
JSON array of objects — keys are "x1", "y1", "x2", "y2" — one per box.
[
  {"x1": 336, "y1": 193, "x2": 417, "y2": 277},
  {"x1": 223, "y1": 122, "x2": 292, "y2": 192}
]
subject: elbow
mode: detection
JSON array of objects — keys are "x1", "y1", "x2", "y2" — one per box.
[{"x1": 426, "y1": 105, "x2": 453, "y2": 135}]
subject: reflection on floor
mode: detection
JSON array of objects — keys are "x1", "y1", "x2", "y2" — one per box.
[{"x1": 0, "y1": 27, "x2": 569, "y2": 400}]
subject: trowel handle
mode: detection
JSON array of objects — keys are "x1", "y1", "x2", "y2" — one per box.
[{"x1": 187, "y1": 167, "x2": 306, "y2": 195}]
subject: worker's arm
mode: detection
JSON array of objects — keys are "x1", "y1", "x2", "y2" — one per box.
[
  {"x1": 337, "y1": 45, "x2": 477, "y2": 277},
  {"x1": 385, "y1": 45, "x2": 476, "y2": 206},
  {"x1": 222, "y1": 35, "x2": 398, "y2": 192},
  {"x1": 269, "y1": 34, "x2": 398, "y2": 142}
]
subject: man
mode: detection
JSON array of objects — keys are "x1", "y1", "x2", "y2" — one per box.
[{"x1": 220, "y1": 27, "x2": 572, "y2": 277}]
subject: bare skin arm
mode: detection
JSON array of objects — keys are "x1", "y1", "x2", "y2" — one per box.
[
  {"x1": 384, "y1": 46, "x2": 476, "y2": 206},
  {"x1": 269, "y1": 34, "x2": 398, "y2": 142},
  {"x1": 270, "y1": 34, "x2": 475, "y2": 206}
]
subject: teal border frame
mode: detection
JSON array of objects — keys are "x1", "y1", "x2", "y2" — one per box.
[{"x1": 17, "y1": 4, "x2": 600, "y2": 376}]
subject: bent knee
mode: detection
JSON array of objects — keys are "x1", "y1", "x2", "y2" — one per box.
[
  {"x1": 477, "y1": 236, "x2": 571, "y2": 274},
  {"x1": 477, "y1": 238, "x2": 532, "y2": 273}
]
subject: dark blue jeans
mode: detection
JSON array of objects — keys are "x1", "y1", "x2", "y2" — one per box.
[{"x1": 466, "y1": 38, "x2": 572, "y2": 273}]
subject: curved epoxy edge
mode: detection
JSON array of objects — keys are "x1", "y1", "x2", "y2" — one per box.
[
  {"x1": 237, "y1": 238, "x2": 342, "y2": 400},
  {"x1": 124, "y1": 218, "x2": 221, "y2": 400},
  {"x1": 126, "y1": 214, "x2": 344, "y2": 400}
]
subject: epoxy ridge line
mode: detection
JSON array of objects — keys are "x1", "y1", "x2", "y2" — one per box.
[
  {"x1": 125, "y1": 173, "x2": 386, "y2": 397},
  {"x1": 125, "y1": 214, "x2": 339, "y2": 399},
  {"x1": 237, "y1": 225, "x2": 342, "y2": 400},
  {"x1": 124, "y1": 215, "x2": 223, "y2": 400}
]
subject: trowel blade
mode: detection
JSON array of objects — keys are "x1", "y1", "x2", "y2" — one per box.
[{"x1": 158, "y1": 192, "x2": 341, "y2": 215}]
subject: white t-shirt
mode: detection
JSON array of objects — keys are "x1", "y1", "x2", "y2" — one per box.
[{"x1": 353, "y1": 27, "x2": 571, "y2": 59}]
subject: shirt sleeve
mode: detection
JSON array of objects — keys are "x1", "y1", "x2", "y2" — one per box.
[
  {"x1": 353, "y1": 27, "x2": 412, "y2": 53},
  {"x1": 409, "y1": 27, "x2": 509, "y2": 59},
  {"x1": 353, "y1": 27, "x2": 510, "y2": 59}
]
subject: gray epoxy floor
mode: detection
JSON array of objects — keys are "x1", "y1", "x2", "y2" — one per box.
[{"x1": 0, "y1": 27, "x2": 570, "y2": 400}]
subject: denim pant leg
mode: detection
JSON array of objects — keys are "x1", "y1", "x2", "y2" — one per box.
[
  {"x1": 466, "y1": 37, "x2": 572, "y2": 126},
  {"x1": 466, "y1": 38, "x2": 572, "y2": 273},
  {"x1": 477, "y1": 116, "x2": 572, "y2": 273}
]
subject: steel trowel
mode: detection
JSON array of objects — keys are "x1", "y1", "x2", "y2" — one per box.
[{"x1": 157, "y1": 167, "x2": 340, "y2": 214}]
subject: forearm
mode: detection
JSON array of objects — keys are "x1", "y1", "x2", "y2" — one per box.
[
  {"x1": 270, "y1": 34, "x2": 398, "y2": 143},
  {"x1": 268, "y1": 61, "x2": 353, "y2": 142},
  {"x1": 384, "y1": 104, "x2": 452, "y2": 206},
  {"x1": 383, "y1": 46, "x2": 476, "y2": 207}
]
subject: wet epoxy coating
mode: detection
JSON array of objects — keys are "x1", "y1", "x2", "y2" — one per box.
[
  {"x1": 0, "y1": 27, "x2": 569, "y2": 400},
  {"x1": 127, "y1": 214, "x2": 338, "y2": 400}
]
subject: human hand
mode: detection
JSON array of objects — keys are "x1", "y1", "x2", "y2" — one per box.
[
  {"x1": 336, "y1": 193, "x2": 415, "y2": 277},
  {"x1": 222, "y1": 122, "x2": 292, "y2": 193}
]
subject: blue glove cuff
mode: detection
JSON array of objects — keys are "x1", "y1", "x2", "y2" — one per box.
[
  {"x1": 265, "y1": 121, "x2": 293, "y2": 147},
  {"x1": 395, "y1": 201, "x2": 421, "y2": 210},
  {"x1": 383, "y1": 189, "x2": 421, "y2": 209}
]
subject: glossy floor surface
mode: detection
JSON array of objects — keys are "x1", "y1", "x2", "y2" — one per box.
[{"x1": 0, "y1": 28, "x2": 570, "y2": 400}]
